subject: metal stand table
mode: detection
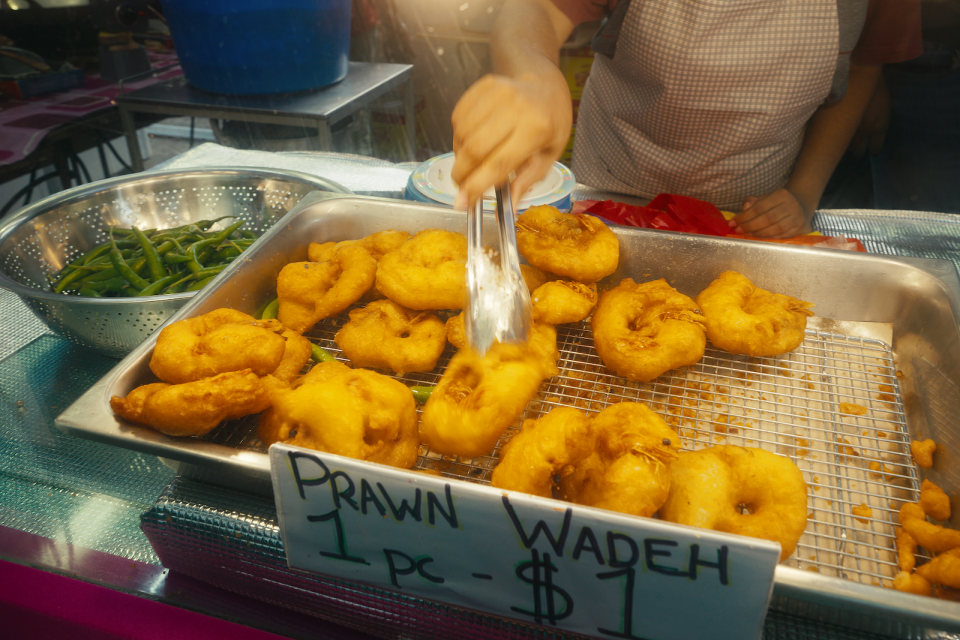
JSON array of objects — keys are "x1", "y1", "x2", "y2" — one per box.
[{"x1": 118, "y1": 62, "x2": 416, "y2": 171}]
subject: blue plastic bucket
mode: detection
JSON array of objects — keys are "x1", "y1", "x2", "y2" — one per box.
[{"x1": 160, "y1": 0, "x2": 351, "y2": 95}]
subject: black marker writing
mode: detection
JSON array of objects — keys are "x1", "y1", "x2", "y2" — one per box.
[
  {"x1": 383, "y1": 549, "x2": 444, "y2": 588},
  {"x1": 511, "y1": 548, "x2": 573, "y2": 625},
  {"x1": 502, "y1": 496, "x2": 572, "y2": 556},
  {"x1": 306, "y1": 510, "x2": 368, "y2": 565}
]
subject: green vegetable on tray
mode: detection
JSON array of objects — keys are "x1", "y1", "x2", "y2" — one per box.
[{"x1": 51, "y1": 217, "x2": 256, "y2": 297}]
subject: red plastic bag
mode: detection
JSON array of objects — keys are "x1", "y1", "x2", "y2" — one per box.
[
  {"x1": 573, "y1": 194, "x2": 866, "y2": 251},
  {"x1": 573, "y1": 194, "x2": 730, "y2": 237}
]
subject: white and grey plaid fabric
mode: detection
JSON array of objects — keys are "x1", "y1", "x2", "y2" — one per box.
[{"x1": 572, "y1": 0, "x2": 843, "y2": 210}]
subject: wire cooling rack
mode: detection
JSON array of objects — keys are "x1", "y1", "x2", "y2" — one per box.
[{"x1": 200, "y1": 311, "x2": 917, "y2": 589}]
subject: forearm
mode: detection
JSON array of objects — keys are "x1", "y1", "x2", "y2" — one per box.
[
  {"x1": 786, "y1": 63, "x2": 883, "y2": 212},
  {"x1": 491, "y1": 0, "x2": 573, "y2": 86}
]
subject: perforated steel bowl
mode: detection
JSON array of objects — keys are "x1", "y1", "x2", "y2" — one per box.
[{"x1": 0, "y1": 167, "x2": 350, "y2": 358}]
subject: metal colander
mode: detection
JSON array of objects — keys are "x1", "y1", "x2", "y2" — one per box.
[{"x1": 0, "y1": 167, "x2": 349, "y2": 358}]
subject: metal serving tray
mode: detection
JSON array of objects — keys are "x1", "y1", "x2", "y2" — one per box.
[{"x1": 57, "y1": 192, "x2": 960, "y2": 636}]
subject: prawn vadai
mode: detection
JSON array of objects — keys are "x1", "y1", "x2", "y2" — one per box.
[
  {"x1": 445, "y1": 312, "x2": 467, "y2": 350},
  {"x1": 658, "y1": 445, "x2": 808, "y2": 562},
  {"x1": 899, "y1": 502, "x2": 960, "y2": 553},
  {"x1": 516, "y1": 206, "x2": 619, "y2": 282},
  {"x1": 491, "y1": 407, "x2": 595, "y2": 498},
  {"x1": 270, "y1": 329, "x2": 314, "y2": 383},
  {"x1": 592, "y1": 278, "x2": 707, "y2": 382},
  {"x1": 420, "y1": 323, "x2": 559, "y2": 458},
  {"x1": 149, "y1": 308, "x2": 287, "y2": 384},
  {"x1": 531, "y1": 279, "x2": 598, "y2": 325},
  {"x1": 110, "y1": 369, "x2": 270, "y2": 437},
  {"x1": 259, "y1": 364, "x2": 419, "y2": 468},
  {"x1": 308, "y1": 229, "x2": 412, "y2": 263},
  {"x1": 696, "y1": 271, "x2": 814, "y2": 357},
  {"x1": 277, "y1": 243, "x2": 377, "y2": 333},
  {"x1": 376, "y1": 229, "x2": 467, "y2": 310},
  {"x1": 560, "y1": 402, "x2": 680, "y2": 517},
  {"x1": 335, "y1": 299, "x2": 447, "y2": 374}
]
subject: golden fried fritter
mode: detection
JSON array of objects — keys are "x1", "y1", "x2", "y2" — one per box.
[
  {"x1": 420, "y1": 323, "x2": 559, "y2": 458},
  {"x1": 491, "y1": 407, "x2": 595, "y2": 497},
  {"x1": 270, "y1": 329, "x2": 313, "y2": 383},
  {"x1": 917, "y1": 548, "x2": 960, "y2": 589},
  {"x1": 560, "y1": 403, "x2": 680, "y2": 517},
  {"x1": 921, "y1": 479, "x2": 952, "y2": 521},
  {"x1": 308, "y1": 229, "x2": 412, "y2": 263},
  {"x1": 149, "y1": 308, "x2": 287, "y2": 385},
  {"x1": 335, "y1": 299, "x2": 447, "y2": 374},
  {"x1": 696, "y1": 271, "x2": 814, "y2": 357},
  {"x1": 110, "y1": 369, "x2": 270, "y2": 437},
  {"x1": 592, "y1": 278, "x2": 706, "y2": 382},
  {"x1": 259, "y1": 365, "x2": 418, "y2": 468},
  {"x1": 659, "y1": 445, "x2": 808, "y2": 562},
  {"x1": 445, "y1": 312, "x2": 467, "y2": 350},
  {"x1": 516, "y1": 206, "x2": 619, "y2": 282},
  {"x1": 376, "y1": 229, "x2": 467, "y2": 310},
  {"x1": 531, "y1": 279, "x2": 598, "y2": 325},
  {"x1": 277, "y1": 244, "x2": 377, "y2": 333},
  {"x1": 520, "y1": 264, "x2": 549, "y2": 292}
]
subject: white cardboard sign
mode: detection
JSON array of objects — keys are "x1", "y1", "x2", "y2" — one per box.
[{"x1": 270, "y1": 444, "x2": 779, "y2": 640}]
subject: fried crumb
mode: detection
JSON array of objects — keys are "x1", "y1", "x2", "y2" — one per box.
[
  {"x1": 840, "y1": 402, "x2": 868, "y2": 416},
  {"x1": 852, "y1": 503, "x2": 873, "y2": 523}
]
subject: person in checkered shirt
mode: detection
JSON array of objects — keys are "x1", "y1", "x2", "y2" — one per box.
[{"x1": 451, "y1": 0, "x2": 921, "y2": 238}]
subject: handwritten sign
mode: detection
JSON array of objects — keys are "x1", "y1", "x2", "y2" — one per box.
[{"x1": 270, "y1": 444, "x2": 779, "y2": 640}]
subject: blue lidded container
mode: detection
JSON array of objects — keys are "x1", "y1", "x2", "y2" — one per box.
[{"x1": 160, "y1": 0, "x2": 351, "y2": 95}]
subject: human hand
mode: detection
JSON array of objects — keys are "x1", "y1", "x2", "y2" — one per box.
[
  {"x1": 729, "y1": 189, "x2": 813, "y2": 239},
  {"x1": 451, "y1": 72, "x2": 572, "y2": 210}
]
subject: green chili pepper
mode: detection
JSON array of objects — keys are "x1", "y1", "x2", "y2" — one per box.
[
  {"x1": 132, "y1": 226, "x2": 165, "y2": 283},
  {"x1": 109, "y1": 229, "x2": 149, "y2": 290},
  {"x1": 410, "y1": 386, "x2": 435, "y2": 404},
  {"x1": 186, "y1": 276, "x2": 215, "y2": 291},
  {"x1": 259, "y1": 298, "x2": 279, "y2": 320},
  {"x1": 310, "y1": 344, "x2": 337, "y2": 363},
  {"x1": 136, "y1": 273, "x2": 181, "y2": 297}
]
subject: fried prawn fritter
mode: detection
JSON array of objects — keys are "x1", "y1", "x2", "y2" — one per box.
[
  {"x1": 149, "y1": 308, "x2": 287, "y2": 384},
  {"x1": 335, "y1": 299, "x2": 446, "y2": 374},
  {"x1": 893, "y1": 571, "x2": 932, "y2": 596},
  {"x1": 899, "y1": 502, "x2": 960, "y2": 553},
  {"x1": 516, "y1": 206, "x2": 619, "y2": 282},
  {"x1": 258, "y1": 361, "x2": 352, "y2": 445},
  {"x1": 696, "y1": 271, "x2": 814, "y2": 357},
  {"x1": 110, "y1": 369, "x2": 270, "y2": 437},
  {"x1": 270, "y1": 329, "x2": 313, "y2": 383},
  {"x1": 420, "y1": 323, "x2": 559, "y2": 458},
  {"x1": 308, "y1": 229, "x2": 412, "y2": 263},
  {"x1": 896, "y1": 528, "x2": 919, "y2": 573},
  {"x1": 592, "y1": 278, "x2": 707, "y2": 382},
  {"x1": 376, "y1": 229, "x2": 467, "y2": 310},
  {"x1": 659, "y1": 445, "x2": 808, "y2": 562},
  {"x1": 531, "y1": 279, "x2": 598, "y2": 325},
  {"x1": 491, "y1": 407, "x2": 595, "y2": 498},
  {"x1": 446, "y1": 312, "x2": 467, "y2": 350},
  {"x1": 520, "y1": 264, "x2": 549, "y2": 292},
  {"x1": 560, "y1": 403, "x2": 680, "y2": 517},
  {"x1": 259, "y1": 365, "x2": 418, "y2": 468},
  {"x1": 277, "y1": 244, "x2": 377, "y2": 333}
]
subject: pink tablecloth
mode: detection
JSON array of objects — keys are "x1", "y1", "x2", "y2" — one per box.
[{"x1": 0, "y1": 52, "x2": 182, "y2": 168}]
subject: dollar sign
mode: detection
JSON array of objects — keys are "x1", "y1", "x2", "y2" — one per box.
[{"x1": 510, "y1": 549, "x2": 574, "y2": 625}]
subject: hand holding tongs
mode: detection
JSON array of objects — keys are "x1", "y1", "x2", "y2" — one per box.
[{"x1": 465, "y1": 182, "x2": 533, "y2": 355}]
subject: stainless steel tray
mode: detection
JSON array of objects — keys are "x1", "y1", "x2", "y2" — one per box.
[{"x1": 57, "y1": 192, "x2": 960, "y2": 636}]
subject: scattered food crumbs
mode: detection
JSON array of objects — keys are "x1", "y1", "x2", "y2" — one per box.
[
  {"x1": 911, "y1": 439, "x2": 936, "y2": 469},
  {"x1": 878, "y1": 393, "x2": 895, "y2": 403},
  {"x1": 806, "y1": 567, "x2": 820, "y2": 572},
  {"x1": 852, "y1": 503, "x2": 873, "y2": 523},
  {"x1": 878, "y1": 431, "x2": 887, "y2": 438},
  {"x1": 809, "y1": 555, "x2": 816, "y2": 561},
  {"x1": 878, "y1": 384, "x2": 894, "y2": 393},
  {"x1": 840, "y1": 402, "x2": 867, "y2": 416}
]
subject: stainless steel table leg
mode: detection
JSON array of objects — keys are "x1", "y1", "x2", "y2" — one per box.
[
  {"x1": 316, "y1": 121, "x2": 332, "y2": 151},
  {"x1": 118, "y1": 104, "x2": 145, "y2": 173},
  {"x1": 404, "y1": 78, "x2": 416, "y2": 161}
]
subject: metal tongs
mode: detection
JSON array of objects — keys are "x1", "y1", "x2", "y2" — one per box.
[{"x1": 465, "y1": 182, "x2": 533, "y2": 355}]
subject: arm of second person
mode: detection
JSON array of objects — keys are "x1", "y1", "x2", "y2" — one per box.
[
  {"x1": 731, "y1": 62, "x2": 883, "y2": 238},
  {"x1": 451, "y1": 0, "x2": 576, "y2": 209}
]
